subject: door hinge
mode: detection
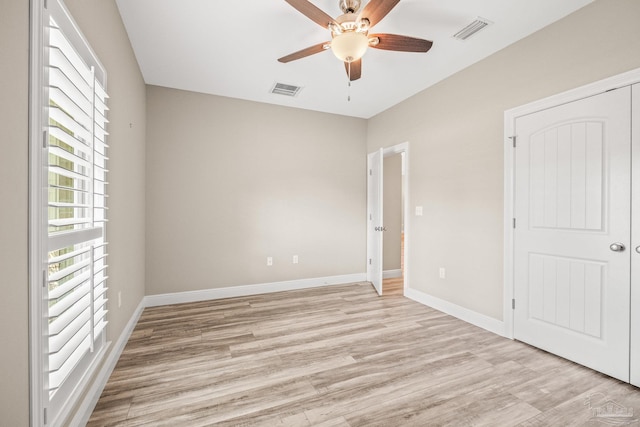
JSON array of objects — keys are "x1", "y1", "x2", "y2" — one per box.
[
  {"x1": 44, "y1": 0, "x2": 48, "y2": 9},
  {"x1": 43, "y1": 269, "x2": 47, "y2": 288},
  {"x1": 369, "y1": 258, "x2": 372, "y2": 265},
  {"x1": 369, "y1": 214, "x2": 372, "y2": 221},
  {"x1": 512, "y1": 299, "x2": 515, "y2": 310},
  {"x1": 509, "y1": 136, "x2": 516, "y2": 148},
  {"x1": 44, "y1": 407, "x2": 48, "y2": 425},
  {"x1": 512, "y1": 218, "x2": 516, "y2": 229},
  {"x1": 43, "y1": 130, "x2": 48, "y2": 148},
  {"x1": 369, "y1": 169, "x2": 372, "y2": 176}
]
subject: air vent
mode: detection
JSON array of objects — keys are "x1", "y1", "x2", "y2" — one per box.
[
  {"x1": 271, "y1": 82, "x2": 303, "y2": 97},
  {"x1": 453, "y1": 17, "x2": 492, "y2": 41}
]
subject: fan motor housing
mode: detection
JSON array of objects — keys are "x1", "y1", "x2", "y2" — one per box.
[{"x1": 338, "y1": 0, "x2": 361, "y2": 14}]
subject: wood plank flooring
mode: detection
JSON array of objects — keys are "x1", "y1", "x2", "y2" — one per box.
[
  {"x1": 382, "y1": 277, "x2": 403, "y2": 295},
  {"x1": 89, "y1": 282, "x2": 640, "y2": 426}
]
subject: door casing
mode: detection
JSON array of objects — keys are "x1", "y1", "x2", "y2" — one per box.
[
  {"x1": 367, "y1": 142, "x2": 410, "y2": 295},
  {"x1": 504, "y1": 67, "x2": 640, "y2": 386}
]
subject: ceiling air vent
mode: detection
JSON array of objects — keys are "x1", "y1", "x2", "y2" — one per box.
[
  {"x1": 453, "y1": 17, "x2": 492, "y2": 41},
  {"x1": 271, "y1": 82, "x2": 303, "y2": 97}
]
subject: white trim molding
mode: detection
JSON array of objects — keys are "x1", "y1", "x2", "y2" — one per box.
[
  {"x1": 405, "y1": 288, "x2": 505, "y2": 337},
  {"x1": 145, "y1": 273, "x2": 367, "y2": 307},
  {"x1": 503, "y1": 66, "x2": 640, "y2": 340},
  {"x1": 71, "y1": 299, "x2": 146, "y2": 426},
  {"x1": 383, "y1": 269, "x2": 402, "y2": 279}
]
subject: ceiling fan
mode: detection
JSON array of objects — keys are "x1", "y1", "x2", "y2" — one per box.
[{"x1": 278, "y1": 0, "x2": 433, "y2": 81}]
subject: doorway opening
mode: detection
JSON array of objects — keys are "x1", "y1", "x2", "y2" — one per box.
[
  {"x1": 366, "y1": 142, "x2": 410, "y2": 296},
  {"x1": 382, "y1": 153, "x2": 405, "y2": 296}
]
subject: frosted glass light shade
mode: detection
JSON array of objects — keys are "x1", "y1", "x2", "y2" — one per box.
[{"x1": 331, "y1": 32, "x2": 368, "y2": 62}]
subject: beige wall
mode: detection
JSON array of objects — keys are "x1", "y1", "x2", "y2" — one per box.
[
  {"x1": 367, "y1": 0, "x2": 640, "y2": 320},
  {"x1": 0, "y1": 0, "x2": 146, "y2": 424},
  {"x1": 0, "y1": 0, "x2": 29, "y2": 424},
  {"x1": 145, "y1": 86, "x2": 367, "y2": 295},
  {"x1": 383, "y1": 155, "x2": 402, "y2": 271}
]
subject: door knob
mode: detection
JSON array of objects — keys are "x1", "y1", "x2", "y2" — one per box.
[
  {"x1": 636, "y1": 246, "x2": 640, "y2": 254},
  {"x1": 609, "y1": 242, "x2": 626, "y2": 252}
]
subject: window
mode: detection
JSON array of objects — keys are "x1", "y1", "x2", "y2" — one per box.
[{"x1": 30, "y1": 0, "x2": 109, "y2": 425}]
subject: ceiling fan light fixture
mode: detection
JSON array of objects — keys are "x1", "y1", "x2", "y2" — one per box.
[{"x1": 331, "y1": 31, "x2": 368, "y2": 62}]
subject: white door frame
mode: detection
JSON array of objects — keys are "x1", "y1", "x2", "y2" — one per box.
[
  {"x1": 503, "y1": 67, "x2": 640, "y2": 339},
  {"x1": 367, "y1": 142, "x2": 410, "y2": 294},
  {"x1": 367, "y1": 148, "x2": 384, "y2": 294},
  {"x1": 631, "y1": 83, "x2": 640, "y2": 386}
]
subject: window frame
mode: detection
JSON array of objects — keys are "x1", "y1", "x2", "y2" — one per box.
[{"x1": 29, "y1": 0, "x2": 110, "y2": 425}]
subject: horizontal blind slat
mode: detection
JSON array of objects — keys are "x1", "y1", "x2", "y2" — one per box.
[
  {"x1": 49, "y1": 307, "x2": 91, "y2": 353},
  {"x1": 48, "y1": 246, "x2": 91, "y2": 264},
  {"x1": 49, "y1": 105, "x2": 91, "y2": 143},
  {"x1": 48, "y1": 227, "x2": 102, "y2": 252},
  {"x1": 49, "y1": 164, "x2": 90, "y2": 183},
  {"x1": 49, "y1": 46, "x2": 91, "y2": 98},
  {"x1": 49, "y1": 266, "x2": 91, "y2": 292},
  {"x1": 49, "y1": 218, "x2": 91, "y2": 228},
  {"x1": 49, "y1": 26, "x2": 92, "y2": 84},
  {"x1": 48, "y1": 334, "x2": 91, "y2": 391},
  {"x1": 49, "y1": 87, "x2": 92, "y2": 129},
  {"x1": 48, "y1": 293, "x2": 91, "y2": 336},
  {"x1": 49, "y1": 66, "x2": 92, "y2": 113},
  {"x1": 48, "y1": 281, "x2": 91, "y2": 319},
  {"x1": 49, "y1": 125, "x2": 91, "y2": 154},
  {"x1": 49, "y1": 145, "x2": 91, "y2": 169},
  {"x1": 49, "y1": 321, "x2": 91, "y2": 371},
  {"x1": 49, "y1": 201, "x2": 91, "y2": 209}
]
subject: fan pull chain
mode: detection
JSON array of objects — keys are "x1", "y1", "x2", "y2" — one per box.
[{"x1": 347, "y1": 62, "x2": 351, "y2": 102}]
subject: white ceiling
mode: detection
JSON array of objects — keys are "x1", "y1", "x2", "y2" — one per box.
[{"x1": 115, "y1": 0, "x2": 594, "y2": 119}]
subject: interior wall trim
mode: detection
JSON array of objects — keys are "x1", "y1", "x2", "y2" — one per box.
[
  {"x1": 405, "y1": 287, "x2": 506, "y2": 337},
  {"x1": 383, "y1": 269, "x2": 403, "y2": 279},
  {"x1": 144, "y1": 273, "x2": 368, "y2": 307},
  {"x1": 71, "y1": 298, "x2": 146, "y2": 426}
]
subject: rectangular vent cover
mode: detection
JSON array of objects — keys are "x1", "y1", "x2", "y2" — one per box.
[
  {"x1": 453, "y1": 17, "x2": 492, "y2": 41},
  {"x1": 271, "y1": 82, "x2": 303, "y2": 97}
]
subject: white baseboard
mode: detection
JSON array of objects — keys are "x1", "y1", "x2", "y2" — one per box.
[
  {"x1": 71, "y1": 298, "x2": 146, "y2": 426},
  {"x1": 145, "y1": 273, "x2": 367, "y2": 307},
  {"x1": 405, "y1": 287, "x2": 505, "y2": 337},
  {"x1": 383, "y1": 269, "x2": 402, "y2": 279}
]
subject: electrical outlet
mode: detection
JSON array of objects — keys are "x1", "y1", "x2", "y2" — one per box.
[
  {"x1": 439, "y1": 267, "x2": 446, "y2": 279},
  {"x1": 416, "y1": 206, "x2": 423, "y2": 216},
  {"x1": 118, "y1": 291, "x2": 122, "y2": 308},
  {"x1": 293, "y1": 255, "x2": 299, "y2": 264},
  {"x1": 267, "y1": 257, "x2": 273, "y2": 266}
]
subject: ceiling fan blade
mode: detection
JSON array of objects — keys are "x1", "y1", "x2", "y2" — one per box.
[
  {"x1": 358, "y1": 0, "x2": 400, "y2": 27},
  {"x1": 278, "y1": 42, "x2": 329, "y2": 63},
  {"x1": 369, "y1": 33, "x2": 433, "y2": 52},
  {"x1": 284, "y1": 0, "x2": 338, "y2": 29},
  {"x1": 344, "y1": 59, "x2": 362, "y2": 81}
]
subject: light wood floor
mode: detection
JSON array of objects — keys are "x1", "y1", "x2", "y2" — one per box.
[
  {"x1": 382, "y1": 277, "x2": 403, "y2": 295},
  {"x1": 89, "y1": 282, "x2": 640, "y2": 426}
]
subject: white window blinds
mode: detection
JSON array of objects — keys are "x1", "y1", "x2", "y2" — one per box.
[{"x1": 44, "y1": 2, "x2": 109, "y2": 422}]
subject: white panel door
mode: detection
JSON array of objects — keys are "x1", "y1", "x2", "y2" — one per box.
[
  {"x1": 514, "y1": 87, "x2": 631, "y2": 382},
  {"x1": 367, "y1": 148, "x2": 383, "y2": 295},
  {"x1": 632, "y1": 83, "x2": 640, "y2": 387}
]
